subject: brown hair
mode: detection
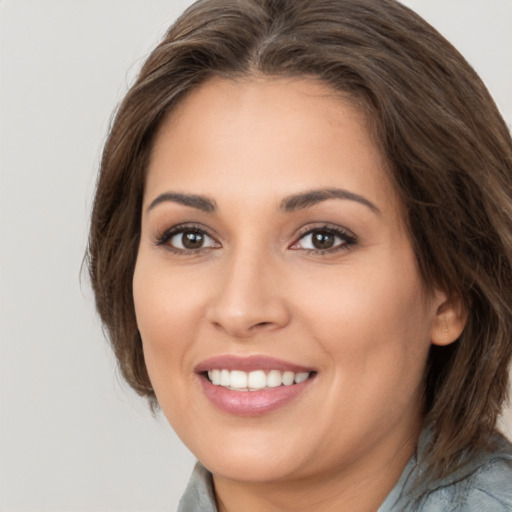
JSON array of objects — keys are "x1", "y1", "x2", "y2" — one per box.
[{"x1": 88, "y1": 0, "x2": 512, "y2": 481}]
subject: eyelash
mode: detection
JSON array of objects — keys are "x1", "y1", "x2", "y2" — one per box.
[
  {"x1": 155, "y1": 223, "x2": 219, "y2": 255},
  {"x1": 155, "y1": 223, "x2": 357, "y2": 255},
  {"x1": 290, "y1": 225, "x2": 357, "y2": 255}
]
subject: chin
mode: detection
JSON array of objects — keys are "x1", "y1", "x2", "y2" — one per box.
[
  {"x1": 175, "y1": 420, "x2": 315, "y2": 483},
  {"x1": 201, "y1": 450, "x2": 306, "y2": 483}
]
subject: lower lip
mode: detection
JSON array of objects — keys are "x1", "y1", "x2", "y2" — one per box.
[{"x1": 198, "y1": 375, "x2": 314, "y2": 416}]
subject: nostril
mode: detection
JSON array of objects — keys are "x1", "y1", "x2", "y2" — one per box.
[{"x1": 250, "y1": 321, "x2": 273, "y2": 330}]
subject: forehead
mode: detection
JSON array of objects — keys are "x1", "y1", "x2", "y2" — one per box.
[{"x1": 146, "y1": 76, "x2": 397, "y2": 214}]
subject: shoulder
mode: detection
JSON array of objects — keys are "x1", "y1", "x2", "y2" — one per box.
[
  {"x1": 418, "y1": 437, "x2": 512, "y2": 512},
  {"x1": 466, "y1": 458, "x2": 512, "y2": 509},
  {"x1": 382, "y1": 433, "x2": 512, "y2": 512},
  {"x1": 420, "y1": 455, "x2": 512, "y2": 511}
]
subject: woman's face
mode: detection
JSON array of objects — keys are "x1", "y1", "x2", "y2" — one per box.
[{"x1": 133, "y1": 77, "x2": 451, "y2": 485}]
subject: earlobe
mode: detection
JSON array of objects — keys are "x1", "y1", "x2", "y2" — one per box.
[{"x1": 430, "y1": 293, "x2": 468, "y2": 347}]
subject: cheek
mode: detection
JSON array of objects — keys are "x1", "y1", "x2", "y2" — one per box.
[
  {"x1": 133, "y1": 261, "x2": 209, "y2": 436},
  {"x1": 295, "y1": 258, "x2": 433, "y2": 447},
  {"x1": 132, "y1": 258, "x2": 200, "y2": 384},
  {"x1": 296, "y1": 252, "x2": 434, "y2": 381},
  {"x1": 134, "y1": 253, "x2": 206, "y2": 333}
]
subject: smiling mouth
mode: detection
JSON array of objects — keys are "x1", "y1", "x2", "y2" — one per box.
[
  {"x1": 206, "y1": 369, "x2": 313, "y2": 391},
  {"x1": 197, "y1": 358, "x2": 316, "y2": 415}
]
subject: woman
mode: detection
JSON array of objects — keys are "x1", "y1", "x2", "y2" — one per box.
[{"x1": 87, "y1": 0, "x2": 512, "y2": 510}]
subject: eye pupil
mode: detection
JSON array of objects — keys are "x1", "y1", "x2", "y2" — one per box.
[
  {"x1": 182, "y1": 231, "x2": 204, "y2": 249},
  {"x1": 312, "y1": 231, "x2": 335, "y2": 249}
]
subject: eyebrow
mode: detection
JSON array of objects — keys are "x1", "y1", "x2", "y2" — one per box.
[
  {"x1": 147, "y1": 192, "x2": 217, "y2": 213},
  {"x1": 147, "y1": 188, "x2": 379, "y2": 215},
  {"x1": 280, "y1": 188, "x2": 380, "y2": 214}
]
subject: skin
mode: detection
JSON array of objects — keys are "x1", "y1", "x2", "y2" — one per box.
[{"x1": 133, "y1": 77, "x2": 465, "y2": 512}]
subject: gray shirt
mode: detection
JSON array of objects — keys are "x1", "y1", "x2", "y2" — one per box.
[{"x1": 177, "y1": 431, "x2": 512, "y2": 511}]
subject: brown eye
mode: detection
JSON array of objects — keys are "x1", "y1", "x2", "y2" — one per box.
[
  {"x1": 290, "y1": 227, "x2": 356, "y2": 253},
  {"x1": 181, "y1": 231, "x2": 205, "y2": 249},
  {"x1": 311, "y1": 231, "x2": 335, "y2": 249},
  {"x1": 167, "y1": 229, "x2": 218, "y2": 251}
]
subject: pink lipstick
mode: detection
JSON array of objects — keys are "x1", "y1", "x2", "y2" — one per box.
[{"x1": 195, "y1": 355, "x2": 316, "y2": 416}]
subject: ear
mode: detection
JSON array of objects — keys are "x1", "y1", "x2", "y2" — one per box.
[{"x1": 430, "y1": 290, "x2": 468, "y2": 347}]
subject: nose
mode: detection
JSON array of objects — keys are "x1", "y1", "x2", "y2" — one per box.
[{"x1": 206, "y1": 250, "x2": 291, "y2": 339}]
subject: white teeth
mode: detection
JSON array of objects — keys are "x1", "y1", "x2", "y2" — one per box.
[
  {"x1": 267, "y1": 369, "x2": 282, "y2": 388},
  {"x1": 209, "y1": 369, "x2": 220, "y2": 385},
  {"x1": 220, "y1": 369, "x2": 230, "y2": 387},
  {"x1": 230, "y1": 370, "x2": 248, "y2": 389},
  {"x1": 248, "y1": 370, "x2": 266, "y2": 390},
  {"x1": 207, "y1": 369, "x2": 312, "y2": 390},
  {"x1": 294, "y1": 372, "x2": 309, "y2": 384},
  {"x1": 282, "y1": 371, "x2": 295, "y2": 386}
]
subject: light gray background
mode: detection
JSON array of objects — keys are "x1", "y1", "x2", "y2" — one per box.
[{"x1": 1, "y1": 1, "x2": 511, "y2": 511}]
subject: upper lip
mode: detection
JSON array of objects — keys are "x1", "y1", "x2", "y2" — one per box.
[{"x1": 195, "y1": 355, "x2": 314, "y2": 373}]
